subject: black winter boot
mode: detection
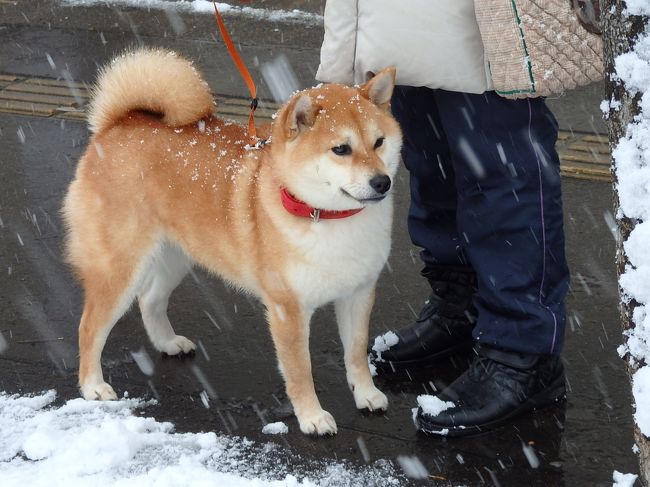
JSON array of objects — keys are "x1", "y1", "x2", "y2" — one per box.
[
  {"x1": 415, "y1": 345, "x2": 566, "y2": 437},
  {"x1": 369, "y1": 266, "x2": 476, "y2": 373}
]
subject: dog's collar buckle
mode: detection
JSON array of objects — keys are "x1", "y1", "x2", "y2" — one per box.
[{"x1": 310, "y1": 209, "x2": 321, "y2": 223}]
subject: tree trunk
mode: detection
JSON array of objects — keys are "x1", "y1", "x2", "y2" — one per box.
[{"x1": 602, "y1": 1, "x2": 650, "y2": 484}]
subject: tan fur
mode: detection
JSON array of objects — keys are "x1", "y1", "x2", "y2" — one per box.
[
  {"x1": 87, "y1": 48, "x2": 214, "y2": 134},
  {"x1": 64, "y1": 48, "x2": 401, "y2": 435}
]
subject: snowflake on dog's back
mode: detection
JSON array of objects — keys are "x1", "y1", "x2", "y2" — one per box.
[{"x1": 348, "y1": 95, "x2": 364, "y2": 113}]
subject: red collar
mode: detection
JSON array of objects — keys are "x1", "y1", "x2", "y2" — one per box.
[{"x1": 280, "y1": 188, "x2": 363, "y2": 222}]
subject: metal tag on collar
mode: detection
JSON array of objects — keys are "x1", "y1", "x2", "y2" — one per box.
[{"x1": 310, "y1": 209, "x2": 321, "y2": 223}]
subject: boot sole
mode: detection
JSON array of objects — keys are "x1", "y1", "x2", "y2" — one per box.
[{"x1": 417, "y1": 375, "x2": 567, "y2": 437}]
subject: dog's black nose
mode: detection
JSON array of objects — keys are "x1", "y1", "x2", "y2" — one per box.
[{"x1": 369, "y1": 174, "x2": 391, "y2": 194}]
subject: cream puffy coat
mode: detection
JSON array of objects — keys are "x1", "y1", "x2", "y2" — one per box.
[
  {"x1": 316, "y1": 0, "x2": 603, "y2": 98},
  {"x1": 315, "y1": 0, "x2": 494, "y2": 94}
]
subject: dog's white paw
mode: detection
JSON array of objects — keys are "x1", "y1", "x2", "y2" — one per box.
[
  {"x1": 81, "y1": 381, "x2": 118, "y2": 401},
  {"x1": 297, "y1": 409, "x2": 338, "y2": 436},
  {"x1": 354, "y1": 385, "x2": 388, "y2": 412},
  {"x1": 160, "y1": 335, "x2": 196, "y2": 355}
]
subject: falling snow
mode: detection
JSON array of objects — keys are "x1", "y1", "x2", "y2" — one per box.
[
  {"x1": 395, "y1": 455, "x2": 428, "y2": 480},
  {"x1": 261, "y1": 55, "x2": 300, "y2": 103},
  {"x1": 0, "y1": 0, "x2": 645, "y2": 483}
]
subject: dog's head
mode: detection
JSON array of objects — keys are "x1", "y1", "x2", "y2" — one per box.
[{"x1": 270, "y1": 69, "x2": 402, "y2": 211}]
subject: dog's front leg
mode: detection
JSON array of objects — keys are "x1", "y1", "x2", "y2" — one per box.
[
  {"x1": 335, "y1": 283, "x2": 388, "y2": 412},
  {"x1": 266, "y1": 298, "x2": 337, "y2": 435}
]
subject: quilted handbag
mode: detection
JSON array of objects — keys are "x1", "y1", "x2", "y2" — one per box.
[{"x1": 474, "y1": 0, "x2": 604, "y2": 98}]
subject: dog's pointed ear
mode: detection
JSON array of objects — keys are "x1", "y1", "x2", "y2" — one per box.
[
  {"x1": 359, "y1": 68, "x2": 396, "y2": 110},
  {"x1": 285, "y1": 93, "x2": 317, "y2": 139}
]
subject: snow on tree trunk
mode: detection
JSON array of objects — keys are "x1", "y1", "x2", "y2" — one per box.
[{"x1": 603, "y1": 0, "x2": 650, "y2": 484}]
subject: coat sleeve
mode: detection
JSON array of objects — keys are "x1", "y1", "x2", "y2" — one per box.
[{"x1": 315, "y1": 0, "x2": 358, "y2": 85}]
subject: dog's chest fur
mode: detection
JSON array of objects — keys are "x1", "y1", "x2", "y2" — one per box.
[{"x1": 282, "y1": 201, "x2": 392, "y2": 309}]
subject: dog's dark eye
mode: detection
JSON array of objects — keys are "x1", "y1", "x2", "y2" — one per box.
[
  {"x1": 331, "y1": 144, "x2": 352, "y2": 156},
  {"x1": 374, "y1": 137, "x2": 385, "y2": 149}
]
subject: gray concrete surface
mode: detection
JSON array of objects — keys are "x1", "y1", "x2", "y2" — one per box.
[{"x1": 0, "y1": 1, "x2": 638, "y2": 485}]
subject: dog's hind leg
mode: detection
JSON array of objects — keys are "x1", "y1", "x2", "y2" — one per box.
[
  {"x1": 266, "y1": 297, "x2": 337, "y2": 436},
  {"x1": 138, "y1": 243, "x2": 196, "y2": 356},
  {"x1": 335, "y1": 283, "x2": 388, "y2": 412},
  {"x1": 78, "y1": 255, "x2": 151, "y2": 401}
]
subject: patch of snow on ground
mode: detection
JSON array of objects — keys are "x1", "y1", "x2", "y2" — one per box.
[
  {"x1": 0, "y1": 390, "x2": 402, "y2": 487},
  {"x1": 57, "y1": 0, "x2": 323, "y2": 24},
  {"x1": 416, "y1": 395, "x2": 454, "y2": 417},
  {"x1": 613, "y1": 8, "x2": 650, "y2": 438},
  {"x1": 262, "y1": 422, "x2": 288, "y2": 435},
  {"x1": 613, "y1": 470, "x2": 639, "y2": 487}
]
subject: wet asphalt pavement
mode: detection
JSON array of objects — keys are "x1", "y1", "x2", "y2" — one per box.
[{"x1": 0, "y1": 1, "x2": 640, "y2": 485}]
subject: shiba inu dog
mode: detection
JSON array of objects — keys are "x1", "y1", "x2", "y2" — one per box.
[{"x1": 63, "y1": 48, "x2": 402, "y2": 435}]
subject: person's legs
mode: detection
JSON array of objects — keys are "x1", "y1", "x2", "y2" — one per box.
[
  {"x1": 416, "y1": 91, "x2": 569, "y2": 435},
  {"x1": 369, "y1": 86, "x2": 476, "y2": 370},
  {"x1": 436, "y1": 91, "x2": 569, "y2": 355},
  {"x1": 392, "y1": 86, "x2": 465, "y2": 268}
]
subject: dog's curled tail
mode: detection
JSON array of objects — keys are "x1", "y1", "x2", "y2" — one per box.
[{"x1": 87, "y1": 48, "x2": 214, "y2": 134}]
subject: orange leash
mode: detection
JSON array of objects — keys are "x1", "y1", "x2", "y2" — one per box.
[{"x1": 211, "y1": 0, "x2": 258, "y2": 140}]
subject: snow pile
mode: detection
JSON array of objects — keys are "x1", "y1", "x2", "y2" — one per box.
[
  {"x1": 613, "y1": 470, "x2": 639, "y2": 487},
  {"x1": 371, "y1": 331, "x2": 399, "y2": 362},
  {"x1": 633, "y1": 367, "x2": 650, "y2": 436},
  {"x1": 0, "y1": 391, "x2": 401, "y2": 487},
  {"x1": 416, "y1": 395, "x2": 454, "y2": 417},
  {"x1": 625, "y1": 0, "x2": 650, "y2": 17},
  {"x1": 613, "y1": 4, "x2": 650, "y2": 439},
  {"x1": 57, "y1": 0, "x2": 323, "y2": 24},
  {"x1": 262, "y1": 422, "x2": 289, "y2": 435}
]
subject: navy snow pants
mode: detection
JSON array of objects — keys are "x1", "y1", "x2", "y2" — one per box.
[{"x1": 391, "y1": 87, "x2": 570, "y2": 355}]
